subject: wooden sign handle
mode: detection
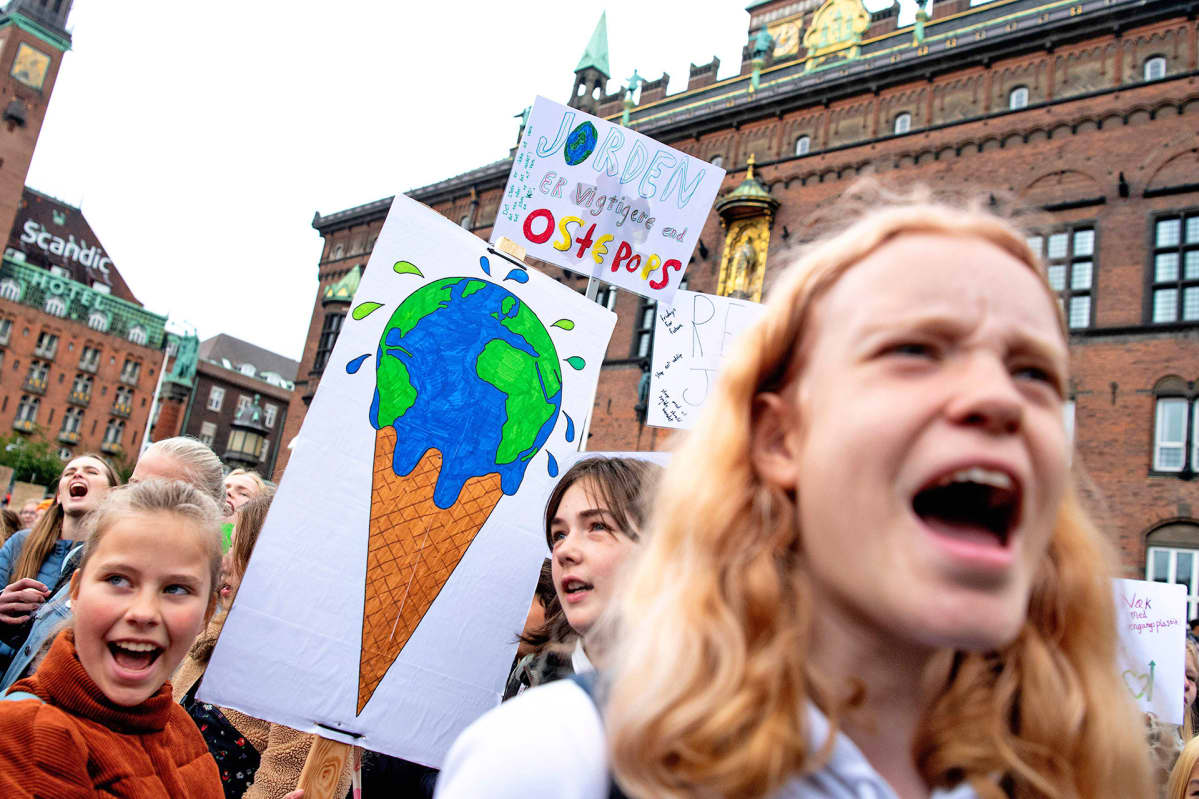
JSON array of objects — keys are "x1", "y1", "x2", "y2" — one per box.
[
  {"x1": 495, "y1": 236, "x2": 527, "y2": 262},
  {"x1": 296, "y1": 736, "x2": 352, "y2": 799}
]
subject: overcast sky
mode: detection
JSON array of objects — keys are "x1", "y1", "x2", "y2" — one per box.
[{"x1": 23, "y1": 1, "x2": 752, "y2": 360}]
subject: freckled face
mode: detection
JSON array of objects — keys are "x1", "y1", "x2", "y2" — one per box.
[
  {"x1": 768, "y1": 233, "x2": 1069, "y2": 653},
  {"x1": 70, "y1": 512, "x2": 213, "y2": 706}
]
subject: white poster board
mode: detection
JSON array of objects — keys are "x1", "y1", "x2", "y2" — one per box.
[
  {"x1": 201, "y1": 194, "x2": 615, "y2": 768},
  {"x1": 1113, "y1": 578, "x2": 1187, "y2": 724},
  {"x1": 647, "y1": 290, "x2": 765, "y2": 429},
  {"x1": 491, "y1": 96, "x2": 725, "y2": 306}
]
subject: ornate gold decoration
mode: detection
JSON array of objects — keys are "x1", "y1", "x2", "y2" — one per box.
[
  {"x1": 11, "y1": 42, "x2": 50, "y2": 91},
  {"x1": 803, "y1": 0, "x2": 870, "y2": 68},
  {"x1": 715, "y1": 154, "x2": 779, "y2": 303},
  {"x1": 769, "y1": 21, "x2": 801, "y2": 58}
]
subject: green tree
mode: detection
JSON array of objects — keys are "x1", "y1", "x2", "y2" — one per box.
[{"x1": 0, "y1": 430, "x2": 66, "y2": 487}]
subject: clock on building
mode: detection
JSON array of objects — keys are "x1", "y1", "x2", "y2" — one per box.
[
  {"x1": 770, "y1": 21, "x2": 801, "y2": 58},
  {"x1": 11, "y1": 42, "x2": 50, "y2": 90}
]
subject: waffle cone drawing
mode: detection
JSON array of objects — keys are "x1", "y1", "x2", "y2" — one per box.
[{"x1": 357, "y1": 426, "x2": 503, "y2": 714}]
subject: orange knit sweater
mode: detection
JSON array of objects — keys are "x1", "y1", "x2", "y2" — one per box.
[{"x1": 0, "y1": 629, "x2": 222, "y2": 798}]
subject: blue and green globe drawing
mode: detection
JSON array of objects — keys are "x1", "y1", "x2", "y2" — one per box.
[
  {"x1": 564, "y1": 121, "x2": 598, "y2": 166},
  {"x1": 368, "y1": 276, "x2": 563, "y2": 508}
]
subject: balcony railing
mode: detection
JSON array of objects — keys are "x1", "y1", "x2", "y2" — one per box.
[
  {"x1": 12, "y1": 418, "x2": 35, "y2": 433},
  {"x1": 57, "y1": 430, "x2": 79, "y2": 444},
  {"x1": 67, "y1": 390, "x2": 91, "y2": 407},
  {"x1": 100, "y1": 441, "x2": 122, "y2": 456},
  {"x1": 78, "y1": 358, "x2": 99, "y2": 374},
  {"x1": 111, "y1": 402, "x2": 132, "y2": 418},
  {"x1": 32, "y1": 345, "x2": 56, "y2": 360},
  {"x1": 21, "y1": 375, "x2": 47, "y2": 394}
]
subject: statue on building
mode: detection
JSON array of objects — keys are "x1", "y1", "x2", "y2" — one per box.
[
  {"x1": 728, "y1": 234, "x2": 758, "y2": 299},
  {"x1": 167, "y1": 334, "x2": 199, "y2": 386}
]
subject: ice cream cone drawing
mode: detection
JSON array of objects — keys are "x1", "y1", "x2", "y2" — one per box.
[{"x1": 347, "y1": 256, "x2": 585, "y2": 714}]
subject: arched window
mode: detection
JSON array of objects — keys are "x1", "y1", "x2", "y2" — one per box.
[
  {"x1": 1145, "y1": 56, "x2": 1167, "y2": 82},
  {"x1": 893, "y1": 112, "x2": 912, "y2": 134},
  {"x1": 1146, "y1": 520, "x2": 1199, "y2": 619},
  {"x1": 794, "y1": 135, "x2": 811, "y2": 156},
  {"x1": 87, "y1": 310, "x2": 108, "y2": 332},
  {"x1": 0, "y1": 279, "x2": 20, "y2": 301},
  {"x1": 459, "y1": 214, "x2": 471, "y2": 228},
  {"x1": 710, "y1": 154, "x2": 724, "y2": 168},
  {"x1": 43, "y1": 295, "x2": 66, "y2": 317},
  {"x1": 1008, "y1": 85, "x2": 1029, "y2": 110},
  {"x1": 331, "y1": 243, "x2": 344, "y2": 260},
  {"x1": 127, "y1": 325, "x2": 148, "y2": 346},
  {"x1": 1152, "y1": 376, "x2": 1197, "y2": 474}
]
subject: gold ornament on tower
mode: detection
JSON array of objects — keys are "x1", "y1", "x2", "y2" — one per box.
[{"x1": 715, "y1": 154, "x2": 780, "y2": 303}]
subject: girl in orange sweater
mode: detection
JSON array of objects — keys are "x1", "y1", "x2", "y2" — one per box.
[{"x1": 0, "y1": 479, "x2": 231, "y2": 798}]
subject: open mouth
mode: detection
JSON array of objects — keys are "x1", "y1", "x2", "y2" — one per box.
[
  {"x1": 912, "y1": 466, "x2": 1020, "y2": 548},
  {"x1": 562, "y1": 578, "x2": 593, "y2": 598},
  {"x1": 67, "y1": 481, "x2": 88, "y2": 499},
  {"x1": 107, "y1": 640, "x2": 163, "y2": 672}
]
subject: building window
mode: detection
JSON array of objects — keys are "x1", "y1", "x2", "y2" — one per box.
[
  {"x1": 633, "y1": 298, "x2": 656, "y2": 359},
  {"x1": 88, "y1": 311, "x2": 108, "y2": 332},
  {"x1": 198, "y1": 421, "x2": 216, "y2": 447},
  {"x1": 127, "y1": 325, "x2": 148, "y2": 345},
  {"x1": 119, "y1": 358, "x2": 140, "y2": 384},
  {"x1": 1147, "y1": 536, "x2": 1199, "y2": 620},
  {"x1": 710, "y1": 155, "x2": 724, "y2": 168},
  {"x1": 236, "y1": 394, "x2": 251, "y2": 415},
  {"x1": 459, "y1": 214, "x2": 471, "y2": 228},
  {"x1": 79, "y1": 345, "x2": 100, "y2": 371},
  {"x1": 594, "y1": 285, "x2": 617, "y2": 311},
  {"x1": 15, "y1": 395, "x2": 39, "y2": 424},
  {"x1": 1008, "y1": 86, "x2": 1029, "y2": 110},
  {"x1": 0, "y1": 318, "x2": 11, "y2": 344},
  {"x1": 207, "y1": 385, "x2": 225, "y2": 412},
  {"x1": 35, "y1": 331, "x2": 57, "y2": 358},
  {"x1": 71, "y1": 373, "x2": 92, "y2": 396},
  {"x1": 239, "y1": 363, "x2": 256, "y2": 377},
  {"x1": 312, "y1": 312, "x2": 345, "y2": 374},
  {"x1": 43, "y1": 295, "x2": 66, "y2": 317},
  {"x1": 331, "y1": 243, "x2": 344, "y2": 260},
  {"x1": 1153, "y1": 376, "x2": 1198, "y2": 473},
  {"x1": 1144, "y1": 56, "x2": 1167, "y2": 82},
  {"x1": 0, "y1": 279, "x2": 20, "y2": 301},
  {"x1": 893, "y1": 112, "x2": 911, "y2": 134},
  {"x1": 92, "y1": 282, "x2": 110, "y2": 295},
  {"x1": 794, "y1": 135, "x2": 810, "y2": 156},
  {"x1": 1150, "y1": 212, "x2": 1199, "y2": 324},
  {"x1": 102, "y1": 419, "x2": 124, "y2": 445},
  {"x1": 1028, "y1": 226, "x2": 1095, "y2": 329},
  {"x1": 264, "y1": 403, "x2": 277, "y2": 428},
  {"x1": 60, "y1": 407, "x2": 83, "y2": 434}
]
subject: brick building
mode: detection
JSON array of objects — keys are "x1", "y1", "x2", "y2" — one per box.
[
  {"x1": 0, "y1": 187, "x2": 166, "y2": 469},
  {"x1": 283, "y1": 0, "x2": 1199, "y2": 605},
  {"x1": 167, "y1": 334, "x2": 297, "y2": 477}
]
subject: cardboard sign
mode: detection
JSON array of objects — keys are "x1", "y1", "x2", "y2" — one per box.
[
  {"x1": 201, "y1": 194, "x2": 615, "y2": 768},
  {"x1": 492, "y1": 96, "x2": 725, "y2": 306},
  {"x1": 647, "y1": 290, "x2": 765, "y2": 429},
  {"x1": 1113, "y1": 578, "x2": 1187, "y2": 724}
]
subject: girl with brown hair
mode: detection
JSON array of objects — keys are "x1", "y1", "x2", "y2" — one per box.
[
  {"x1": 0, "y1": 454, "x2": 118, "y2": 665},
  {"x1": 436, "y1": 187, "x2": 1153, "y2": 798}
]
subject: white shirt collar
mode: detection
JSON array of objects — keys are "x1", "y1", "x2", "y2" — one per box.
[{"x1": 571, "y1": 638, "x2": 594, "y2": 674}]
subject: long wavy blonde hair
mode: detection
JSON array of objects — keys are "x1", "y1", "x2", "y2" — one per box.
[{"x1": 604, "y1": 186, "x2": 1152, "y2": 799}]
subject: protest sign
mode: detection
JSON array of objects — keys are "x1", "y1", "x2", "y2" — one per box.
[
  {"x1": 647, "y1": 290, "x2": 765, "y2": 429},
  {"x1": 1113, "y1": 577, "x2": 1187, "y2": 724},
  {"x1": 202, "y1": 193, "x2": 615, "y2": 768},
  {"x1": 492, "y1": 95, "x2": 725, "y2": 306}
]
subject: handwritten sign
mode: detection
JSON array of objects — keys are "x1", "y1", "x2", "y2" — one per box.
[
  {"x1": 492, "y1": 96, "x2": 725, "y2": 306},
  {"x1": 1113, "y1": 578, "x2": 1187, "y2": 724},
  {"x1": 647, "y1": 290, "x2": 764, "y2": 429}
]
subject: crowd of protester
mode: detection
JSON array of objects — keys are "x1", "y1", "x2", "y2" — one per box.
[{"x1": 0, "y1": 186, "x2": 1194, "y2": 797}]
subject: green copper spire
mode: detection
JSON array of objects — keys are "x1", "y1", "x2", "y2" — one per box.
[{"x1": 575, "y1": 12, "x2": 610, "y2": 79}]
